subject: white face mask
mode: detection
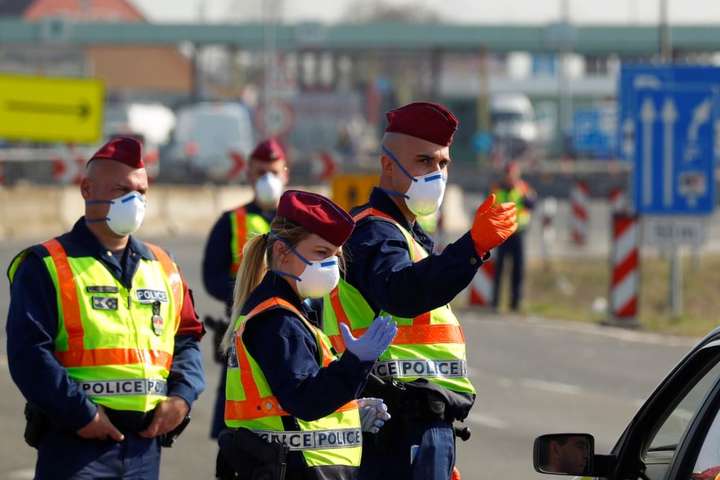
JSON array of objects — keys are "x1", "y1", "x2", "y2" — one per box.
[
  {"x1": 87, "y1": 191, "x2": 146, "y2": 236},
  {"x1": 255, "y1": 172, "x2": 284, "y2": 209},
  {"x1": 382, "y1": 145, "x2": 447, "y2": 216},
  {"x1": 296, "y1": 255, "x2": 340, "y2": 299},
  {"x1": 273, "y1": 241, "x2": 340, "y2": 299}
]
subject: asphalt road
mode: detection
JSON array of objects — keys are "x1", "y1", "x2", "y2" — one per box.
[{"x1": 0, "y1": 235, "x2": 698, "y2": 479}]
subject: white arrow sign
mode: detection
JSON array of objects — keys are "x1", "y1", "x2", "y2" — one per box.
[
  {"x1": 641, "y1": 97, "x2": 656, "y2": 207},
  {"x1": 662, "y1": 98, "x2": 677, "y2": 208}
]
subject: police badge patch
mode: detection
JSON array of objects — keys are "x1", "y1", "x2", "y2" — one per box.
[
  {"x1": 92, "y1": 296, "x2": 118, "y2": 310},
  {"x1": 151, "y1": 301, "x2": 164, "y2": 336}
]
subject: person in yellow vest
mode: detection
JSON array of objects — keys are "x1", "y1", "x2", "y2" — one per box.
[
  {"x1": 321, "y1": 102, "x2": 518, "y2": 480},
  {"x1": 6, "y1": 137, "x2": 205, "y2": 479},
  {"x1": 216, "y1": 190, "x2": 397, "y2": 480},
  {"x1": 491, "y1": 161, "x2": 536, "y2": 312},
  {"x1": 203, "y1": 138, "x2": 289, "y2": 439}
]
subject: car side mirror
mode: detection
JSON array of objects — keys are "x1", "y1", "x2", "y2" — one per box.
[{"x1": 534, "y1": 433, "x2": 595, "y2": 476}]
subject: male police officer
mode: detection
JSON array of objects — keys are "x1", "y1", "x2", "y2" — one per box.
[
  {"x1": 6, "y1": 137, "x2": 205, "y2": 479},
  {"x1": 202, "y1": 138, "x2": 288, "y2": 438},
  {"x1": 322, "y1": 102, "x2": 518, "y2": 480},
  {"x1": 491, "y1": 161, "x2": 536, "y2": 311}
]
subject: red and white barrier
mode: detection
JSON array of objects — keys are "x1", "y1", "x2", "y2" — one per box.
[
  {"x1": 609, "y1": 214, "x2": 639, "y2": 324},
  {"x1": 51, "y1": 145, "x2": 86, "y2": 185},
  {"x1": 570, "y1": 181, "x2": 590, "y2": 245},
  {"x1": 609, "y1": 188, "x2": 627, "y2": 213},
  {"x1": 469, "y1": 258, "x2": 496, "y2": 306}
]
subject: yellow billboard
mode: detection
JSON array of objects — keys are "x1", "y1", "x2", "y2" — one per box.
[{"x1": 0, "y1": 73, "x2": 104, "y2": 144}]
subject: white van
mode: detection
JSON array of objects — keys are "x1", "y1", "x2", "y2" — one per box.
[{"x1": 165, "y1": 102, "x2": 254, "y2": 182}]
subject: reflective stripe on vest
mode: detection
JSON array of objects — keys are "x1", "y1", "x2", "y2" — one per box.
[
  {"x1": 229, "y1": 208, "x2": 272, "y2": 275},
  {"x1": 41, "y1": 238, "x2": 182, "y2": 412},
  {"x1": 251, "y1": 428, "x2": 363, "y2": 451},
  {"x1": 224, "y1": 296, "x2": 362, "y2": 469},
  {"x1": 323, "y1": 208, "x2": 475, "y2": 394},
  {"x1": 78, "y1": 379, "x2": 168, "y2": 396}
]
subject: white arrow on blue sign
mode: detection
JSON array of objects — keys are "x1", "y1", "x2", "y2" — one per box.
[{"x1": 633, "y1": 86, "x2": 719, "y2": 215}]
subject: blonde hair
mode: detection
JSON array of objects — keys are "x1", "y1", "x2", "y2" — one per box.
[{"x1": 221, "y1": 217, "x2": 310, "y2": 352}]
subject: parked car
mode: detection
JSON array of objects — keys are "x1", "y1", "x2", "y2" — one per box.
[
  {"x1": 162, "y1": 102, "x2": 254, "y2": 183},
  {"x1": 534, "y1": 327, "x2": 720, "y2": 480}
]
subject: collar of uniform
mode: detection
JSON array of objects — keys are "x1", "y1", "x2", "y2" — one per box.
[
  {"x1": 245, "y1": 200, "x2": 276, "y2": 225},
  {"x1": 70, "y1": 217, "x2": 153, "y2": 261},
  {"x1": 367, "y1": 188, "x2": 435, "y2": 253},
  {"x1": 367, "y1": 187, "x2": 414, "y2": 231},
  {"x1": 241, "y1": 270, "x2": 307, "y2": 317}
]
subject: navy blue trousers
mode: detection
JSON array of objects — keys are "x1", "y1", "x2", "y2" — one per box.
[
  {"x1": 492, "y1": 230, "x2": 526, "y2": 310},
  {"x1": 210, "y1": 363, "x2": 228, "y2": 439},
  {"x1": 359, "y1": 420, "x2": 455, "y2": 480},
  {"x1": 35, "y1": 430, "x2": 160, "y2": 480}
]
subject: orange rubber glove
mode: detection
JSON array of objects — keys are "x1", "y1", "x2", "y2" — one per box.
[{"x1": 470, "y1": 193, "x2": 518, "y2": 256}]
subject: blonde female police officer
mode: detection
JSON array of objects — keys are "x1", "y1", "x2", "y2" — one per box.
[{"x1": 217, "y1": 190, "x2": 397, "y2": 480}]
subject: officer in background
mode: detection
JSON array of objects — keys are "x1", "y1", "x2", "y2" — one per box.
[
  {"x1": 6, "y1": 137, "x2": 205, "y2": 479},
  {"x1": 491, "y1": 161, "x2": 536, "y2": 312},
  {"x1": 322, "y1": 102, "x2": 518, "y2": 480},
  {"x1": 217, "y1": 190, "x2": 396, "y2": 479},
  {"x1": 202, "y1": 138, "x2": 288, "y2": 439}
]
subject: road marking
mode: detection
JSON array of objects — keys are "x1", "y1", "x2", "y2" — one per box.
[
  {"x1": 467, "y1": 412, "x2": 507, "y2": 430},
  {"x1": 6, "y1": 469, "x2": 34, "y2": 479},
  {"x1": 520, "y1": 379, "x2": 582, "y2": 395}
]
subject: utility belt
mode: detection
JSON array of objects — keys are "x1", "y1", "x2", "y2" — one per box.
[
  {"x1": 216, "y1": 428, "x2": 288, "y2": 480},
  {"x1": 24, "y1": 402, "x2": 190, "y2": 449},
  {"x1": 362, "y1": 374, "x2": 474, "y2": 447}
]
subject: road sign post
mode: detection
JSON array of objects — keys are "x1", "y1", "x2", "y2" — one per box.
[{"x1": 624, "y1": 68, "x2": 720, "y2": 319}]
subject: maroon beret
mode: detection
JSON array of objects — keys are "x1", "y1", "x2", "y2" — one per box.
[
  {"x1": 89, "y1": 136, "x2": 144, "y2": 168},
  {"x1": 250, "y1": 138, "x2": 286, "y2": 163},
  {"x1": 385, "y1": 101, "x2": 459, "y2": 146},
  {"x1": 277, "y1": 190, "x2": 355, "y2": 247}
]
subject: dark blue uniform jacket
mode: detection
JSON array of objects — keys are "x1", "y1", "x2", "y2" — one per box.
[
  {"x1": 238, "y1": 271, "x2": 373, "y2": 472},
  {"x1": 202, "y1": 201, "x2": 275, "y2": 312},
  {"x1": 6, "y1": 219, "x2": 206, "y2": 431}
]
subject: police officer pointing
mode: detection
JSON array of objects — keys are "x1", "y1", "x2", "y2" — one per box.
[
  {"x1": 6, "y1": 137, "x2": 205, "y2": 479},
  {"x1": 322, "y1": 102, "x2": 518, "y2": 480}
]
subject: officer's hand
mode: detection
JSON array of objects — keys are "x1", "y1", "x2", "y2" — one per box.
[
  {"x1": 139, "y1": 396, "x2": 189, "y2": 439},
  {"x1": 358, "y1": 397, "x2": 391, "y2": 433},
  {"x1": 76, "y1": 405, "x2": 124, "y2": 442},
  {"x1": 340, "y1": 316, "x2": 397, "y2": 362},
  {"x1": 470, "y1": 194, "x2": 518, "y2": 255}
]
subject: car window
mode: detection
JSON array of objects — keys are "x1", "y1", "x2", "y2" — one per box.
[
  {"x1": 645, "y1": 360, "x2": 720, "y2": 459},
  {"x1": 691, "y1": 394, "x2": 720, "y2": 479}
]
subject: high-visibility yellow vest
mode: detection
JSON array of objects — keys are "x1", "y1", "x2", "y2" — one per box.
[
  {"x1": 322, "y1": 208, "x2": 475, "y2": 395},
  {"x1": 229, "y1": 207, "x2": 271, "y2": 275},
  {"x1": 8, "y1": 238, "x2": 184, "y2": 413},
  {"x1": 493, "y1": 182, "x2": 531, "y2": 229},
  {"x1": 224, "y1": 297, "x2": 362, "y2": 472}
]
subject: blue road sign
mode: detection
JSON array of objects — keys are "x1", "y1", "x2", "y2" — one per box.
[
  {"x1": 573, "y1": 106, "x2": 616, "y2": 158},
  {"x1": 618, "y1": 64, "x2": 720, "y2": 161},
  {"x1": 633, "y1": 86, "x2": 719, "y2": 215}
]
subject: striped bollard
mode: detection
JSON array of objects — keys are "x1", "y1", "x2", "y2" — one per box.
[
  {"x1": 570, "y1": 181, "x2": 590, "y2": 246},
  {"x1": 609, "y1": 187, "x2": 627, "y2": 213},
  {"x1": 469, "y1": 258, "x2": 496, "y2": 306},
  {"x1": 608, "y1": 213, "x2": 640, "y2": 327}
]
